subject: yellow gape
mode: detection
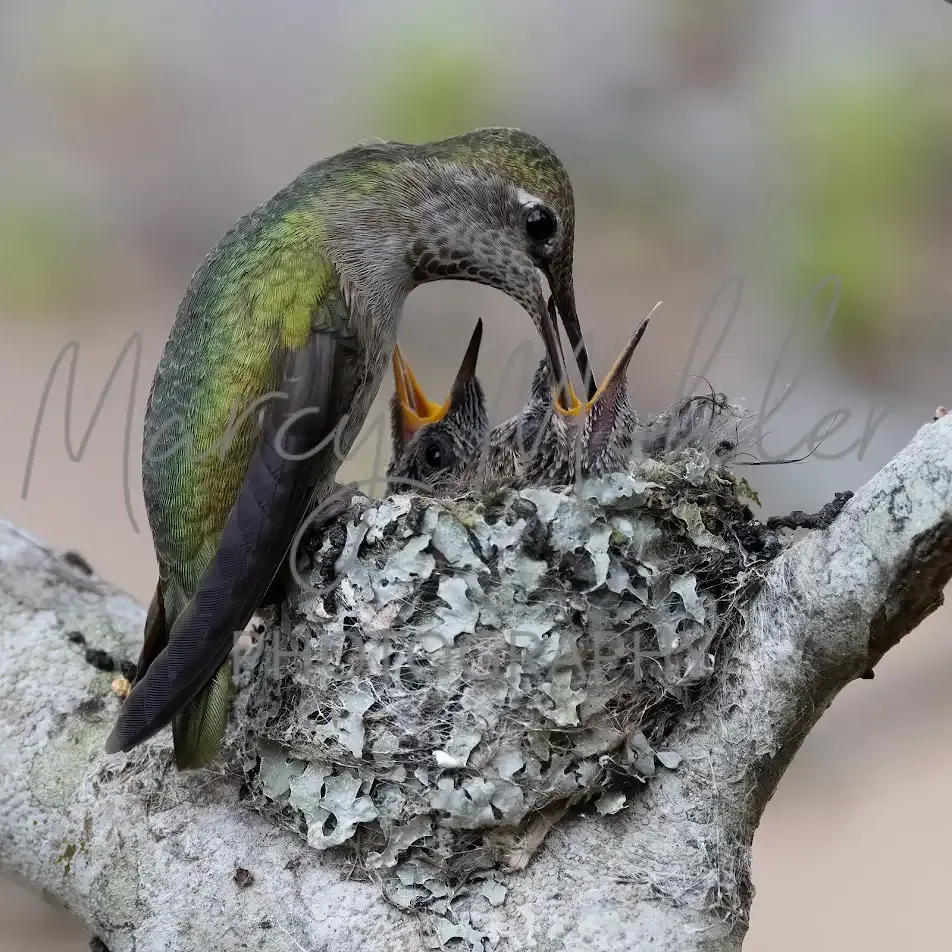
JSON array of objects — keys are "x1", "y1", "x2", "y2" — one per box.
[{"x1": 553, "y1": 301, "x2": 660, "y2": 418}]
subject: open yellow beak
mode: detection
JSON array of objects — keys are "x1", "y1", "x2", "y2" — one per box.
[
  {"x1": 392, "y1": 346, "x2": 449, "y2": 440},
  {"x1": 553, "y1": 378, "x2": 586, "y2": 417},
  {"x1": 392, "y1": 319, "x2": 484, "y2": 440},
  {"x1": 553, "y1": 302, "x2": 660, "y2": 418}
]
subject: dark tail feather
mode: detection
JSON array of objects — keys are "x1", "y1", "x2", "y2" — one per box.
[
  {"x1": 133, "y1": 580, "x2": 168, "y2": 683},
  {"x1": 105, "y1": 334, "x2": 341, "y2": 758}
]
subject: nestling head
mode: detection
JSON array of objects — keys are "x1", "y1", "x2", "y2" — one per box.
[{"x1": 387, "y1": 319, "x2": 489, "y2": 494}]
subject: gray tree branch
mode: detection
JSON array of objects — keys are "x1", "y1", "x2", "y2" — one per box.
[{"x1": 2, "y1": 416, "x2": 951, "y2": 952}]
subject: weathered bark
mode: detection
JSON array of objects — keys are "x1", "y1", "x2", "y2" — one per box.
[{"x1": 1, "y1": 416, "x2": 951, "y2": 952}]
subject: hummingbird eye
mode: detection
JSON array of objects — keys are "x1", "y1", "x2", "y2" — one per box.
[
  {"x1": 424, "y1": 442, "x2": 443, "y2": 468},
  {"x1": 525, "y1": 206, "x2": 556, "y2": 243}
]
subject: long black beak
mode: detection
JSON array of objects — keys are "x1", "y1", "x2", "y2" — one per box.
[
  {"x1": 537, "y1": 297, "x2": 573, "y2": 410},
  {"x1": 548, "y1": 270, "x2": 598, "y2": 401}
]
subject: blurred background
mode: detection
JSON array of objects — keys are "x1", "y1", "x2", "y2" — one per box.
[{"x1": 1, "y1": 0, "x2": 951, "y2": 948}]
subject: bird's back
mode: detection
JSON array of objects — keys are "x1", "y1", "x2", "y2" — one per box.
[{"x1": 142, "y1": 198, "x2": 338, "y2": 621}]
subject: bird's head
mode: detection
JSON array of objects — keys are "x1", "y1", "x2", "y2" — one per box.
[
  {"x1": 381, "y1": 128, "x2": 594, "y2": 411},
  {"x1": 386, "y1": 319, "x2": 489, "y2": 494}
]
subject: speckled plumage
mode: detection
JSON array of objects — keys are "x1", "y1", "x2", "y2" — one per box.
[
  {"x1": 639, "y1": 390, "x2": 752, "y2": 462},
  {"x1": 106, "y1": 128, "x2": 595, "y2": 767}
]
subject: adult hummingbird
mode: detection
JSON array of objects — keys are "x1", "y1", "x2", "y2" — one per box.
[{"x1": 105, "y1": 128, "x2": 597, "y2": 767}]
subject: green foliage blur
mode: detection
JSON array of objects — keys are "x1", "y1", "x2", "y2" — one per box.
[
  {"x1": 768, "y1": 64, "x2": 947, "y2": 353},
  {"x1": 360, "y1": 20, "x2": 503, "y2": 144},
  {"x1": 0, "y1": 191, "x2": 104, "y2": 313}
]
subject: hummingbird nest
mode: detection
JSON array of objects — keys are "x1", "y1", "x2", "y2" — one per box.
[{"x1": 236, "y1": 397, "x2": 779, "y2": 935}]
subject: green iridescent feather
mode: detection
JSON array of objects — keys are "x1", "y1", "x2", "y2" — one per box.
[{"x1": 142, "y1": 201, "x2": 341, "y2": 766}]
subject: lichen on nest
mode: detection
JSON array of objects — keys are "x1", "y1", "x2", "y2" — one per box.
[{"x1": 236, "y1": 436, "x2": 782, "y2": 922}]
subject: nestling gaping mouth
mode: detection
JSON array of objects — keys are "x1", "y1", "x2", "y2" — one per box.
[
  {"x1": 553, "y1": 301, "x2": 660, "y2": 418},
  {"x1": 392, "y1": 320, "x2": 484, "y2": 438}
]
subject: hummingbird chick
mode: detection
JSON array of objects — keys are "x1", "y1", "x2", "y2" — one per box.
[
  {"x1": 638, "y1": 389, "x2": 750, "y2": 462},
  {"x1": 106, "y1": 128, "x2": 599, "y2": 768},
  {"x1": 487, "y1": 307, "x2": 652, "y2": 486},
  {"x1": 386, "y1": 320, "x2": 489, "y2": 494},
  {"x1": 389, "y1": 306, "x2": 656, "y2": 494}
]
